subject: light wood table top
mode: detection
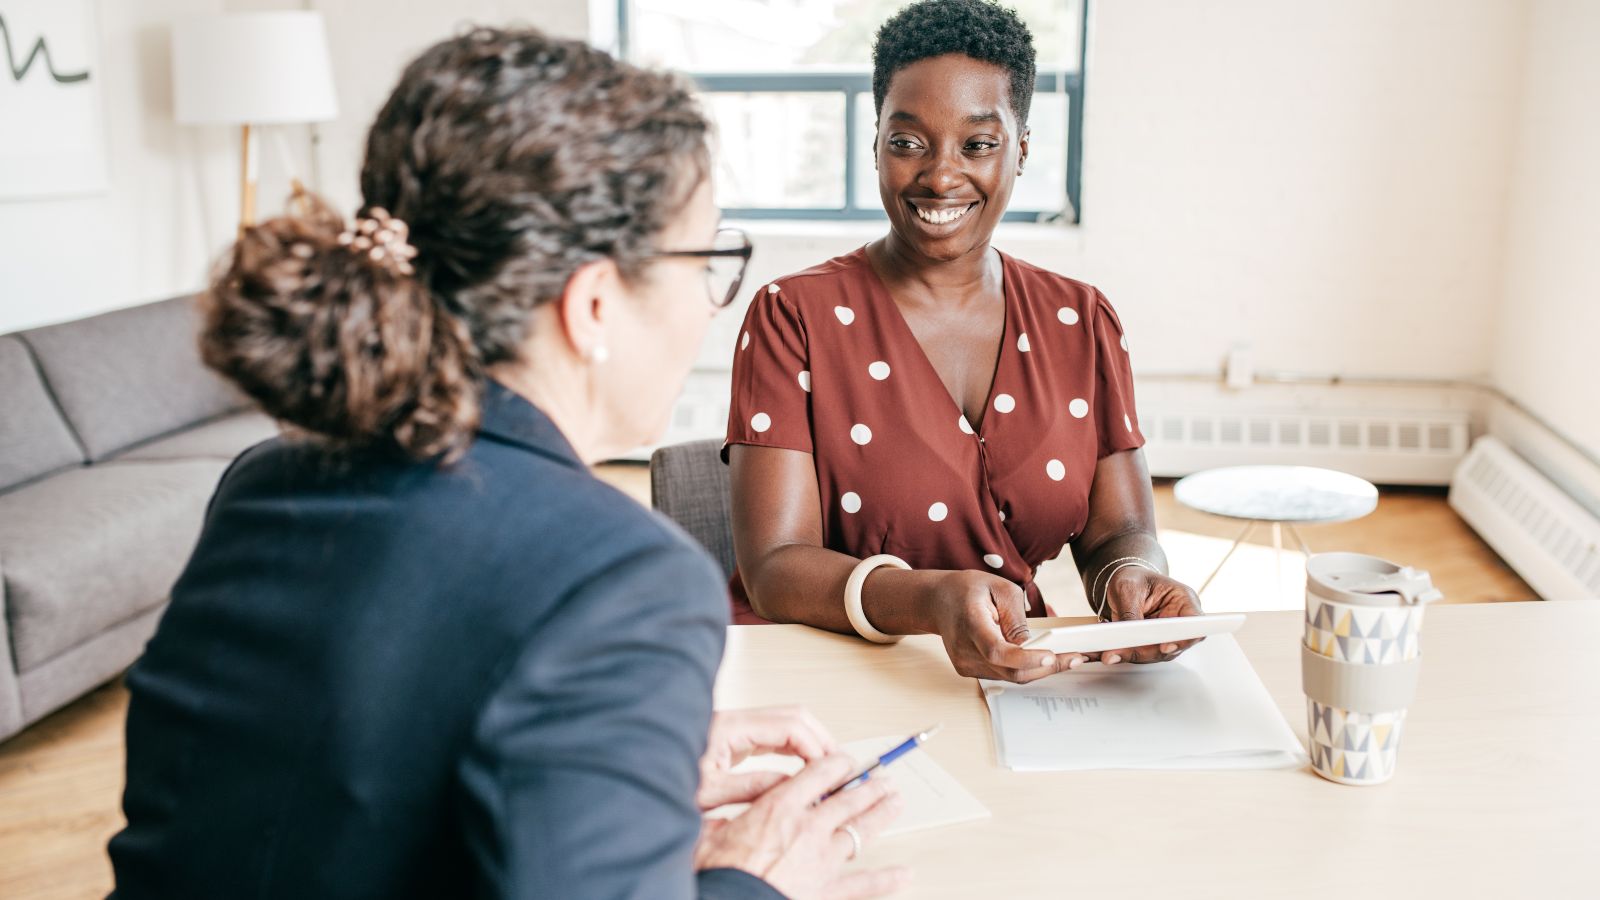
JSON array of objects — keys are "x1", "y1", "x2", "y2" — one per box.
[{"x1": 714, "y1": 602, "x2": 1599, "y2": 899}]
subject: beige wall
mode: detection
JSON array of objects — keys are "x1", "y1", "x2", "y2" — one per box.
[{"x1": 1489, "y1": 0, "x2": 1600, "y2": 461}]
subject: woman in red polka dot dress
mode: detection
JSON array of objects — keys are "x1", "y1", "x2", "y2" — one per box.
[{"x1": 722, "y1": 0, "x2": 1204, "y2": 683}]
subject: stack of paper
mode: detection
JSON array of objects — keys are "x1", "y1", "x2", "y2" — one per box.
[
  {"x1": 980, "y1": 634, "x2": 1307, "y2": 771},
  {"x1": 708, "y1": 735, "x2": 990, "y2": 836}
]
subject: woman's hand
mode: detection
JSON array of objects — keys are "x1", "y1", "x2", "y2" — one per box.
[
  {"x1": 1098, "y1": 567, "x2": 1204, "y2": 664},
  {"x1": 922, "y1": 570, "x2": 1087, "y2": 682},
  {"x1": 697, "y1": 707, "x2": 837, "y2": 810},
  {"x1": 695, "y1": 754, "x2": 910, "y2": 899}
]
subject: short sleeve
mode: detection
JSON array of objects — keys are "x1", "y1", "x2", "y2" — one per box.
[
  {"x1": 722, "y1": 283, "x2": 813, "y2": 462},
  {"x1": 1091, "y1": 290, "x2": 1146, "y2": 459}
]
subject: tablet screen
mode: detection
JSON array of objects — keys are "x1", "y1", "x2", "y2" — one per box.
[{"x1": 1021, "y1": 613, "x2": 1247, "y2": 656}]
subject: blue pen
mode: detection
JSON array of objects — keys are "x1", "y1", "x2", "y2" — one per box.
[{"x1": 819, "y1": 724, "x2": 942, "y2": 802}]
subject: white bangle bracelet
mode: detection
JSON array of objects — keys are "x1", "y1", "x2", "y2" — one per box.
[
  {"x1": 844, "y1": 554, "x2": 910, "y2": 644},
  {"x1": 1094, "y1": 557, "x2": 1161, "y2": 620}
]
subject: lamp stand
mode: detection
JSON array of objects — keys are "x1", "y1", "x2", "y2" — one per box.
[{"x1": 238, "y1": 122, "x2": 258, "y2": 234}]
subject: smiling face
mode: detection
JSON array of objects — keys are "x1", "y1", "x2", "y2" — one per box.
[{"x1": 876, "y1": 52, "x2": 1029, "y2": 263}]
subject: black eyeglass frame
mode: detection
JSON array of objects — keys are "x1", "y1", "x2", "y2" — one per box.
[{"x1": 648, "y1": 227, "x2": 753, "y2": 309}]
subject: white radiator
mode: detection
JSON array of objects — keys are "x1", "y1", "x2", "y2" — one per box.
[
  {"x1": 1141, "y1": 409, "x2": 1470, "y2": 485},
  {"x1": 632, "y1": 383, "x2": 1475, "y2": 484},
  {"x1": 1448, "y1": 436, "x2": 1600, "y2": 602}
]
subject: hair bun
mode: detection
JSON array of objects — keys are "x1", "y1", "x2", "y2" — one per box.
[{"x1": 199, "y1": 190, "x2": 481, "y2": 461}]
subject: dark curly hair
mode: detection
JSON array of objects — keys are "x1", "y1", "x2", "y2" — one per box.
[
  {"x1": 200, "y1": 27, "x2": 710, "y2": 461},
  {"x1": 872, "y1": 0, "x2": 1037, "y2": 125}
]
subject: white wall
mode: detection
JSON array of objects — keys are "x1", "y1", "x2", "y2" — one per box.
[
  {"x1": 0, "y1": 0, "x2": 239, "y2": 333},
  {"x1": 710, "y1": 0, "x2": 1532, "y2": 387},
  {"x1": 308, "y1": 1, "x2": 590, "y2": 213},
  {"x1": 1489, "y1": 0, "x2": 1600, "y2": 463},
  {"x1": 4, "y1": 0, "x2": 1578, "y2": 455},
  {"x1": 1073, "y1": 0, "x2": 1528, "y2": 381},
  {"x1": 0, "y1": 0, "x2": 588, "y2": 336}
]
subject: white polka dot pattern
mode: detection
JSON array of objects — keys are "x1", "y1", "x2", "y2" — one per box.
[{"x1": 723, "y1": 252, "x2": 1147, "y2": 601}]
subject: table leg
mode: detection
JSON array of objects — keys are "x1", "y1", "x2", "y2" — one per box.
[
  {"x1": 1273, "y1": 521, "x2": 1284, "y2": 601},
  {"x1": 1286, "y1": 523, "x2": 1313, "y2": 556},
  {"x1": 1198, "y1": 520, "x2": 1255, "y2": 596}
]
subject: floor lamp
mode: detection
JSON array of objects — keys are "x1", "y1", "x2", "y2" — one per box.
[{"x1": 171, "y1": 12, "x2": 338, "y2": 233}]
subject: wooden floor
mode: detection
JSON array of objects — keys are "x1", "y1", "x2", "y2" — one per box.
[{"x1": 0, "y1": 472, "x2": 1532, "y2": 898}]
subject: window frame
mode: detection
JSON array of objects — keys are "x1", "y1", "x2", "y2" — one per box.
[{"x1": 614, "y1": 1, "x2": 1089, "y2": 224}]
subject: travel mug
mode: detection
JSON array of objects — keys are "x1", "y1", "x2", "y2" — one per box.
[{"x1": 1302, "y1": 552, "x2": 1442, "y2": 785}]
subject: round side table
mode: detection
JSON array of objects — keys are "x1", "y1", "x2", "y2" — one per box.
[{"x1": 1173, "y1": 465, "x2": 1379, "y2": 597}]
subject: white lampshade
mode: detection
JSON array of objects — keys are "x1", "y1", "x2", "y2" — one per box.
[{"x1": 172, "y1": 12, "x2": 338, "y2": 125}]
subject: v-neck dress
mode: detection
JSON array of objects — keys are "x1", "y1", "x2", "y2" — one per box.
[{"x1": 722, "y1": 247, "x2": 1145, "y2": 625}]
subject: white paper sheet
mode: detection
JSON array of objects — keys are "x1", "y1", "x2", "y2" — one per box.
[
  {"x1": 707, "y1": 735, "x2": 990, "y2": 836},
  {"x1": 979, "y1": 634, "x2": 1307, "y2": 771}
]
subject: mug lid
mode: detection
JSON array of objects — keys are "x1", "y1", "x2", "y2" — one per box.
[{"x1": 1307, "y1": 552, "x2": 1443, "y2": 606}]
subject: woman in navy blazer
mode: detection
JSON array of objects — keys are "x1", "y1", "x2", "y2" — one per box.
[{"x1": 107, "y1": 28, "x2": 905, "y2": 900}]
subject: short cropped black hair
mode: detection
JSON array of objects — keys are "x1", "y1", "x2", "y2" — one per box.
[{"x1": 872, "y1": 0, "x2": 1037, "y2": 125}]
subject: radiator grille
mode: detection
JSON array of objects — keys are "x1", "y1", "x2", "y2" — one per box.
[
  {"x1": 1143, "y1": 410, "x2": 1469, "y2": 485},
  {"x1": 1449, "y1": 437, "x2": 1600, "y2": 601}
]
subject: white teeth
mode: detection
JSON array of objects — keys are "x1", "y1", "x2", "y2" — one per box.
[{"x1": 914, "y1": 204, "x2": 972, "y2": 225}]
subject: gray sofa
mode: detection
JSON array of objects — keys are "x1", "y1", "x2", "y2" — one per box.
[{"x1": 0, "y1": 296, "x2": 279, "y2": 742}]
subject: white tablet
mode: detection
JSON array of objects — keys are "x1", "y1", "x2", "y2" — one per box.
[{"x1": 1021, "y1": 613, "x2": 1246, "y2": 656}]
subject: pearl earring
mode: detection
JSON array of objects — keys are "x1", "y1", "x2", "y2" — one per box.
[{"x1": 590, "y1": 344, "x2": 610, "y2": 364}]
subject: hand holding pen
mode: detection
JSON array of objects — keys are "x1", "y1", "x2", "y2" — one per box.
[{"x1": 820, "y1": 723, "x2": 941, "y2": 802}]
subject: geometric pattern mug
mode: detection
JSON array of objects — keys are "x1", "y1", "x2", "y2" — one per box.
[{"x1": 1302, "y1": 552, "x2": 1441, "y2": 786}]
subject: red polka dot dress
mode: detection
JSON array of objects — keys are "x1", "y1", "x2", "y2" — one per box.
[{"x1": 723, "y1": 247, "x2": 1145, "y2": 625}]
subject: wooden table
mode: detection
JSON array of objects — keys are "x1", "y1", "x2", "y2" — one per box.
[{"x1": 714, "y1": 602, "x2": 1599, "y2": 899}]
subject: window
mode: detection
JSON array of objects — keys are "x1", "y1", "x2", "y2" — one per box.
[{"x1": 606, "y1": 0, "x2": 1087, "y2": 223}]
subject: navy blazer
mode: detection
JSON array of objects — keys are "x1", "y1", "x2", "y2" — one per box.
[{"x1": 108, "y1": 381, "x2": 781, "y2": 899}]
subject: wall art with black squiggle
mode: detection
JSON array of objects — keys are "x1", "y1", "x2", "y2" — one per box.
[
  {"x1": 3, "y1": 10, "x2": 91, "y2": 84},
  {"x1": 1, "y1": 2, "x2": 108, "y2": 201}
]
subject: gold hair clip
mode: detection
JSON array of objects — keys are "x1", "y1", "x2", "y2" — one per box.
[{"x1": 337, "y1": 207, "x2": 418, "y2": 276}]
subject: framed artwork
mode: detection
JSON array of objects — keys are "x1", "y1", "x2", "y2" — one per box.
[{"x1": 1, "y1": 0, "x2": 108, "y2": 200}]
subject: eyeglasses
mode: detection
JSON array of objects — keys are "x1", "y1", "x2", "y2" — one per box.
[{"x1": 649, "y1": 227, "x2": 753, "y2": 309}]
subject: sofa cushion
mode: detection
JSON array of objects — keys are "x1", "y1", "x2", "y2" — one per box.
[
  {"x1": 0, "y1": 458, "x2": 228, "y2": 672},
  {"x1": 19, "y1": 296, "x2": 244, "y2": 461},
  {"x1": 0, "y1": 335, "x2": 85, "y2": 492},
  {"x1": 115, "y1": 411, "x2": 280, "y2": 462}
]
